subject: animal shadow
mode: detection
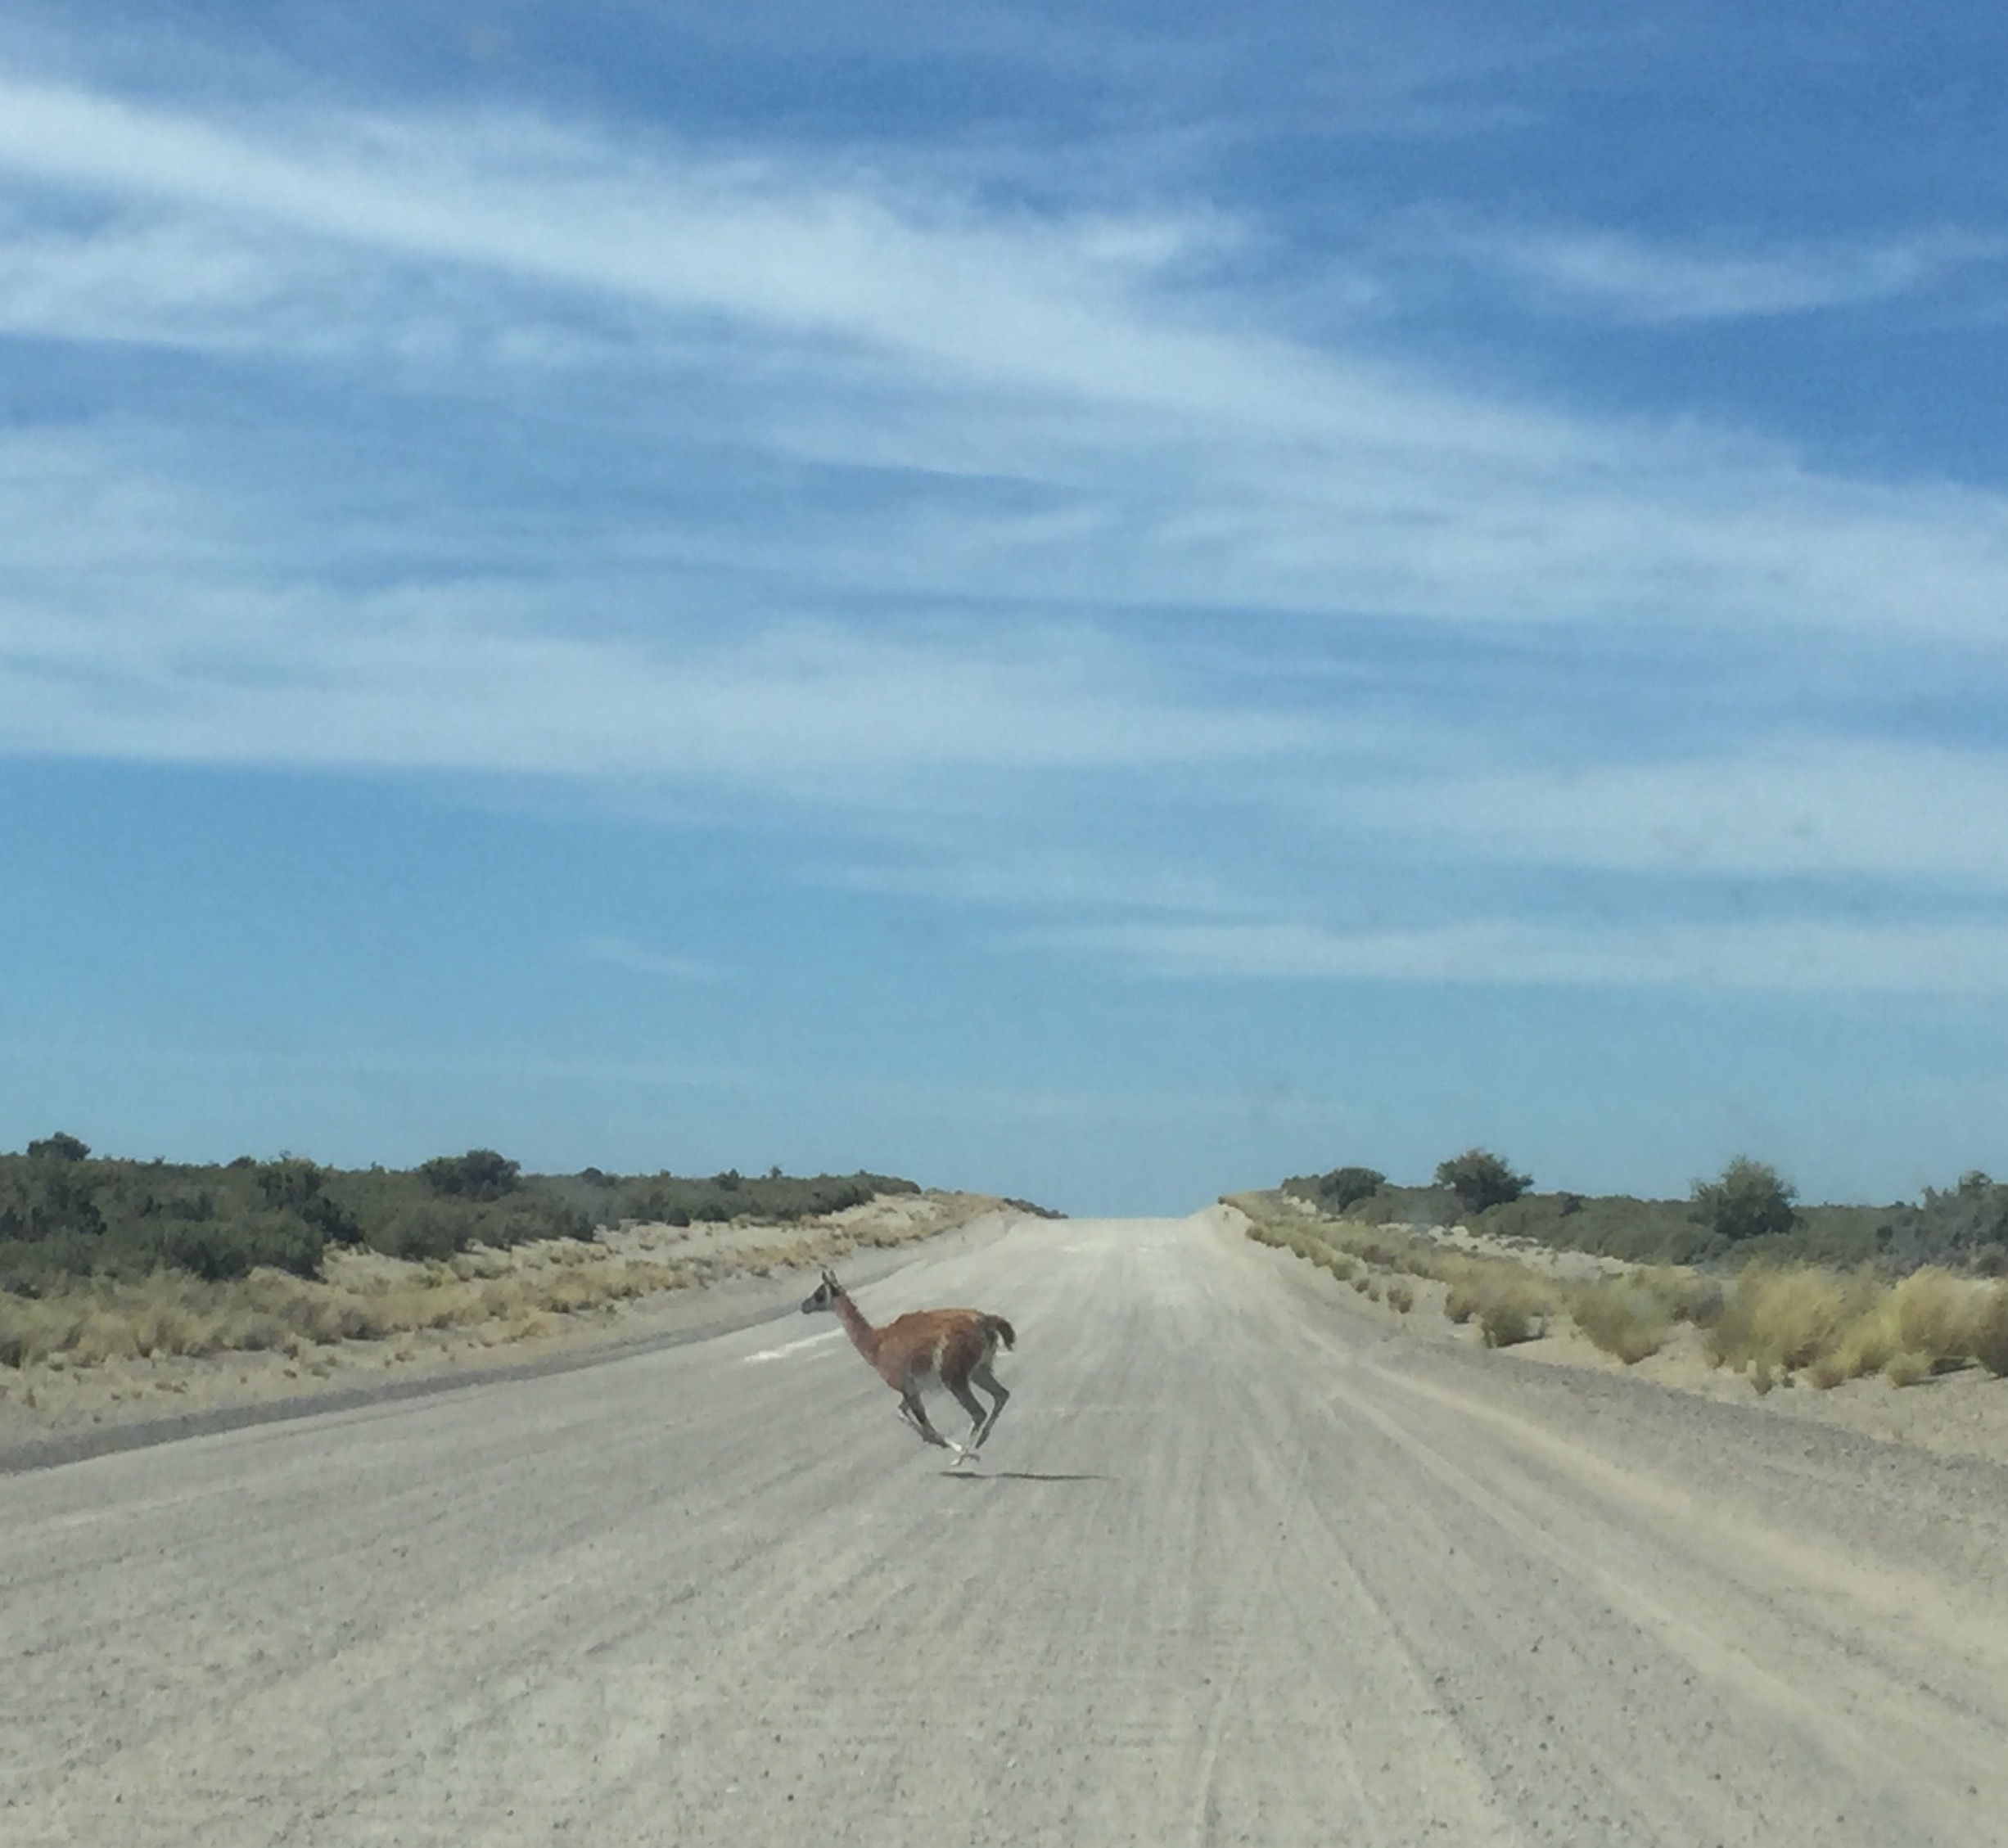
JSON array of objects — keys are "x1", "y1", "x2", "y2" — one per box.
[{"x1": 939, "y1": 1468, "x2": 1112, "y2": 1483}]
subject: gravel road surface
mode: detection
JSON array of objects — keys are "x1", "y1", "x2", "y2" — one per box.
[{"x1": 6, "y1": 1207, "x2": 2006, "y2": 1846}]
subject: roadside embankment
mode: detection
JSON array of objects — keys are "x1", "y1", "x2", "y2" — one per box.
[
  {"x1": 0, "y1": 1191, "x2": 1012, "y2": 1464},
  {"x1": 1228, "y1": 1189, "x2": 2008, "y2": 1469}
]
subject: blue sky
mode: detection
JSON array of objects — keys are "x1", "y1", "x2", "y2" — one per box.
[{"x1": 2, "y1": 2, "x2": 2006, "y2": 1213}]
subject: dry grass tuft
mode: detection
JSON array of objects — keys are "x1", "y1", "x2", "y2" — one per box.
[
  {"x1": 1884, "y1": 1350, "x2": 1931, "y2": 1388},
  {"x1": 1706, "y1": 1265, "x2": 2008, "y2": 1390},
  {"x1": 1893, "y1": 1269, "x2": 1973, "y2": 1358},
  {"x1": 1974, "y1": 1286, "x2": 2008, "y2": 1377},
  {"x1": 1708, "y1": 1266, "x2": 1866, "y2": 1376},
  {"x1": 1478, "y1": 1278, "x2": 1549, "y2": 1348},
  {"x1": 1436, "y1": 1258, "x2": 1554, "y2": 1346},
  {"x1": 1572, "y1": 1278, "x2": 1673, "y2": 1363}
]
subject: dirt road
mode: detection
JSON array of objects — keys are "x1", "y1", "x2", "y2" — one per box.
[{"x1": 6, "y1": 1208, "x2": 2006, "y2": 1846}]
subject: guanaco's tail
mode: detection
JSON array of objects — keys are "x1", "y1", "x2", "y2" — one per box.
[{"x1": 981, "y1": 1314, "x2": 1017, "y2": 1350}]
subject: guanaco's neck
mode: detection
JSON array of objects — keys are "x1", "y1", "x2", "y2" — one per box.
[{"x1": 829, "y1": 1289, "x2": 879, "y2": 1362}]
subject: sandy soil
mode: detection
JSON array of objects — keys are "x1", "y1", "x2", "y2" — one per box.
[
  {"x1": 5, "y1": 1207, "x2": 2004, "y2": 1846},
  {"x1": 1258, "y1": 1193, "x2": 2008, "y2": 1470},
  {"x1": 0, "y1": 1191, "x2": 1010, "y2": 1467}
]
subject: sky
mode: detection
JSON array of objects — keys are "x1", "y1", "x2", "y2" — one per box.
[{"x1": 2, "y1": 2, "x2": 2006, "y2": 1214}]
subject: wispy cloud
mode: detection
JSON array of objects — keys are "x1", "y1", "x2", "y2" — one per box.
[
  {"x1": 0, "y1": 547, "x2": 1300, "y2": 787},
  {"x1": 6, "y1": 56, "x2": 2008, "y2": 1014},
  {"x1": 4, "y1": 70, "x2": 2008, "y2": 671},
  {"x1": 1049, "y1": 917, "x2": 2008, "y2": 994},
  {"x1": 1442, "y1": 222, "x2": 2006, "y2": 323},
  {"x1": 0, "y1": 74, "x2": 1237, "y2": 401},
  {"x1": 1329, "y1": 743, "x2": 2008, "y2": 886}
]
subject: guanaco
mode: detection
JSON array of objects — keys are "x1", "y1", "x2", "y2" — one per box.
[{"x1": 801, "y1": 1269, "x2": 1014, "y2": 1463}]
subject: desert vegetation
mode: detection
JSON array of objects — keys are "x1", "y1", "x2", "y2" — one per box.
[
  {"x1": 0, "y1": 1135, "x2": 931, "y2": 1374},
  {"x1": 0, "y1": 1136, "x2": 916, "y2": 1286},
  {"x1": 1240, "y1": 1146, "x2": 2008, "y2": 1396},
  {"x1": 1434, "y1": 1148, "x2": 1532, "y2": 1216},
  {"x1": 1280, "y1": 1152, "x2": 2008, "y2": 1272},
  {"x1": 0, "y1": 1243, "x2": 679, "y2": 1372}
]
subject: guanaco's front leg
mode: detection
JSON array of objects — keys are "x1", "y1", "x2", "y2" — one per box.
[{"x1": 899, "y1": 1394, "x2": 968, "y2": 1460}]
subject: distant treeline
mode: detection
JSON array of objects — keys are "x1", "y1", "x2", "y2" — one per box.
[
  {"x1": 1282, "y1": 1150, "x2": 2008, "y2": 1273},
  {"x1": 0, "y1": 1133, "x2": 918, "y2": 1289}
]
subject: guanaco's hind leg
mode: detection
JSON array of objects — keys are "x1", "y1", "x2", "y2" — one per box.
[
  {"x1": 945, "y1": 1377, "x2": 988, "y2": 1454},
  {"x1": 946, "y1": 1363, "x2": 1009, "y2": 1453}
]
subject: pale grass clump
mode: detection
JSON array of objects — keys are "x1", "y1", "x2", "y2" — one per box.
[
  {"x1": 70, "y1": 1310, "x2": 144, "y2": 1367},
  {"x1": 1712, "y1": 1264, "x2": 2007, "y2": 1391},
  {"x1": 1571, "y1": 1278, "x2": 1674, "y2": 1364},
  {"x1": 1635, "y1": 1265, "x2": 1724, "y2": 1327},
  {"x1": 0, "y1": 1299, "x2": 83, "y2": 1369},
  {"x1": 1439, "y1": 1260, "x2": 1482, "y2": 1325},
  {"x1": 1476, "y1": 1278, "x2": 1550, "y2": 1348},
  {"x1": 1892, "y1": 1268, "x2": 1997, "y2": 1368},
  {"x1": 1708, "y1": 1265, "x2": 1873, "y2": 1379},
  {"x1": 1883, "y1": 1350, "x2": 1930, "y2": 1388},
  {"x1": 1569, "y1": 1264, "x2": 1726, "y2": 1365},
  {"x1": 1796, "y1": 1288, "x2": 1907, "y2": 1389},
  {"x1": 1438, "y1": 1258, "x2": 1553, "y2": 1347},
  {"x1": 1975, "y1": 1286, "x2": 2008, "y2": 1377},
  {"x1": 132, "y1": 1299, "x2": 215, "y2": 1359}
]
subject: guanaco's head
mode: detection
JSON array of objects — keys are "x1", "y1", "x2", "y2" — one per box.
[{"x1": 801, "y1": 1269, "x2": 845, "y2": 1315}]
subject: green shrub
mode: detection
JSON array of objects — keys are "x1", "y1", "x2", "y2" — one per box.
[
  {"x1": 1881, "y1": 1171, "x2": 2008, "y2": 1265},
  {"x1": 1435, "y1": 1149, "x2": 1532, "y2": 1216},
  {"x1": 1691, "y1": 1157, "x2": 1798, "y2": 1243},
  {"x1": 610, "y1": 1171, "x2": 898, "y2": 1226},
  {"x1": 26, "y1": 1132, "x2": 90, "y2": 1162},
  {"x1": 0, "y1": 1147, "x2": 919, "y2": 1289},
  {"x1": 378, "y1": 1201, "x2": 481, "y2": 1262},
  {"x1": 421, "y1": 1149, "x2": 522, "y2": 1201},
  {"x1": 158, "y1": 1212, "x2": 324, "y2": 1281},
  {"x1": 1304, "y1": 1165, "x2": 1385, "y2": 1210},
  {"x1": 255, "y1": 1157, "x2": 363, "y2": 1245}
]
